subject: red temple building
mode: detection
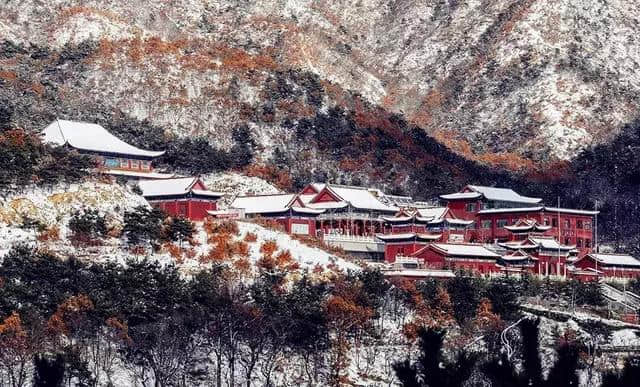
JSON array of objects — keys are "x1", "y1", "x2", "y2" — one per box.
[
  {"x1": 139, "y1": 177, "x2": 224, "y2": 221},
  {"x1": 299, "y1": 183, "x2": 399, "y2": 237},
  {"x1": 408, "y1": 243, "x2": 502, "y2": 274},
  {"x1": 229, "y1": 193, "x2": 325, "y2": 235},
  {"x1": 440, "y1": 185, "x2": 598, "y2": 256},
  {"x1": 42, "y1": 119, "x2": 174, "y2": 179},
  {"x1": 572, "y1": 253, "x2": 640, "y2": 280}
]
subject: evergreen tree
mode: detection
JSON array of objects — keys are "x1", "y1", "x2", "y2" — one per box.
[
  {"x1": 166, "y1": 217, "x2": 195, "y2": 247},
  {"x1": 394, "y1": 328, "x2": 476, "y2": 387},
  {"x1": 446, "y1": 276, "x2": 484, "y2": 324},
  {"x1": 33, "y1": 354, "x2": 65, "y2": 387},
  {"x1": 229, "y1": 125, "x2": 256, "y2": 168},
  {"x1": 68, "y1": 209, "x2": 107, "y2": 242},
  {"x1": 123, "y1": 206, "x2": 166, "y2": 248},
  {"x1": 602, "y1": 357, "x2": 640, "y2": 387}
]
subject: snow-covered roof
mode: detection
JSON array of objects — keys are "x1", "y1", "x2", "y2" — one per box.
[
  {"x1": 298, "y1": 194, "x2": 317, "y2": 204},
  {"x1": 587, "y1": 253, "x2": 640, "y2": 267},
  {"x1": 290, "y1": 206, "x2": 326, "y2": 215},
  {"x1": 381, "y1": 216, "x2": 414, "y2": 223},
  {"x1": 42, "y1": 119, "x2": 165, "y2": 158},
  {"x1": 306, "y1": 201, "x2": 349, "y2": 209},
  {"x1": 230, "y1": 194, "x2": 296, "y2": 214},
  {"x1": 499, "y1": 240, "x2": 539, "y2": 250},
  {"x1": 327, "y1": 185, "x2": 399, "y2": 212},
  {"x1": 529, "y1": 237, "x2": 575, "y2": 250},
  {"x1": 375, "y1": 233, "x2": 441, "y2": 241},
  {"x1": 382, "y1": 269, "x2": 456, "y2": 279},
  {"x1": 478, "y1": 206, "x2": 599, "y2": 216},
  {"x1": 542, "y1": 207, "x2": 600, "y2": 216},
  {"x1": 139, "y1": 177, "x2": 223, "y2": 198},
  {"x1": 375, "y1": 233, "x2": 418, "y2": 241},
  {"x1": 191, "y1": 189, "x2": 225, "y2": 198},
  {"x1": 430, "y1": 243, "x2": 501, "y2": 258},
  {"x1": 416, "y1": 207, "x2": 449, "y2": 219},
  {"x1": 104, "y1": 169, "x2": 178, "y2": 179},
  {"x1": 467, "y1": 185, "x2": 542, "y2": 204},
  {"x1": 311, "y1": 183, "x2": 326, "y2": 192},
  {"x1": 439, "y1": 192, "x2": 483, "y2": 200},
  {"x1": 504, "y1": 219, "x2": 552, "y2": 232},
  {"x1": 308, "y1": 184, "x2": 398, "y2": 212},
  {"x1": 478, "y1": 207, "x2": 545, "y2": 214}
]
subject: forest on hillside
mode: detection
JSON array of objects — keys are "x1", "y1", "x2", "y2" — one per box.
[{"x1": 2, "y1": 242, "x2": 638, "y2": 386}]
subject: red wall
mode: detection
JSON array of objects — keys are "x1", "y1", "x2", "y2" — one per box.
[
  {"x1": 413, "y1": 247, "x2": 499, "y2": 274},
  {"x1": 384, "y1": 241, "x2": 427, "y2": 262},
  {"x1": 575, "y1": 257, "x2": 640, "y2": 279},
  {"x1": 446, "y1": 199, "x2": 482, "y2": 220},
  {"x1": 151, "y1": 199, "x2": 217, "y2": 221},
  {"x1": 472, "y1": 210, "x2": 594, "y2": 256},
  {"x1": 313, "y1": 190, "x2": 339, "y2": 203}
]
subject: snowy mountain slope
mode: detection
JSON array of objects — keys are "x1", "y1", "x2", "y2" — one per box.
[
  {"x1": 1, "y1": 0, "x2": 639, "y2": 163},
  {"x1": 0, "y1": 180, "x2": 357, "y2": 276}
]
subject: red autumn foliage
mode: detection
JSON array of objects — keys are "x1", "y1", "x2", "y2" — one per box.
[
  {"x1": 37, "y1": 226, "x2": 60, "y2": 242},
  {"x1": 47, "y1": 294, "x2": 94, "y2": 337},
  {"x1": 243, "y1": 232, "x2": 258, "y2": 243},
  {"x1": 244, "y1": 164, "x2": 293, "y2": 191}
]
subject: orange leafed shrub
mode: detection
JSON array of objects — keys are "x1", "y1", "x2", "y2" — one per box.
[
  {"x1": 0, "y1": 311, "x2": 27, "y2": 338},
  {"x1": 204, "y1": 218, "x2": 239, "y2": 237},
  {"x1": 233, "y1": 257, "x2": 252, "y2": 276},
  {"x1": 164, "y1": 242, "x2": 183, "y2": 263},
  {"x1": 472, "y1": 298, "x2": 503, "y2": 332},
  {"x1": 106, "y1": 317, "x2": 132, "y2": 345},
  {"x1": 185, "y1": 248, "x2": 197, "y2": 259},
  {"x1": 48, "y1": 294, "x2": 94, "y2": 336},
  {"x1": 260, "y1": 240, "x2": 278, "y2": 258},
  {"x1": 244, "y1": 232, "x2": 258, "y2": 243},
  {"x1": 257, "y1": 255, "x2": 276, "y2": 271},
  {"x1": 31, "y1": 82, "x2": 45, "y2": 97},
  {"x1": 37, "y1": 226, "x2": 60, "y2": 242},
  {"x1": 244, "y1": 164, "x2": 293, "y2": 191},
  {"x1": 275, "y1": 250, "x2": 293, "y2": 269},
  {"x1": 0, "y1": 71, "x2": 18, "y2": 81}
]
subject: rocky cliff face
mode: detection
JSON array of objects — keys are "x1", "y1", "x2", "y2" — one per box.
[{"x1": 2, "y1": 0, "x2": 639, "y2": 165}]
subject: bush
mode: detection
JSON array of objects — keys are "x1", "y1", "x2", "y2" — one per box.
[{"x1": 68, "y1": 209, "x2": 107, "y2": 245}]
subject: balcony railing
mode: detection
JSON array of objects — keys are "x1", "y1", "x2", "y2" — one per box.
[
  {"x1": 316, "y1": 212, "x2": 386, "y2": 221},
  {"x1": 323, "y1": 234, "x2": 380, "y2": 243}
]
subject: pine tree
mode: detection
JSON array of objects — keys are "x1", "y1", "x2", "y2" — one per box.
[
  {"x1": 394, "y1": 328, "x2": 477, "y2": 387},
  {"x1": 601, "y1": 357, "x2": 640, "y2": 387},
  {"x1": 166, "y1": 217, "x2": 195, "y2": 247}
]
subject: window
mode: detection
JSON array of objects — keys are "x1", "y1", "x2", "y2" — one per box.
[
  {"x1": 544, "y1": 217, "x2": 550, "y2": 225},
  {"x1": 577, "y1": 220, "x2": 583, "y2": 229},
  {"x1": 141, "y1": 161, "x2": 150, "y2": 170},
  {"x1": 497, "y1": 219, "x2": 508, "y2": 228},
  {"x1": 564, "y1": 238, "x2": 571, "y2": 245},
  {"x1": 584, "y1": 221, "x2": 592, "y2": 230},
  {"x1": 466, "y1": 203, "x2": 476, "y2": 212},
  {"x1": 130, "y1": 159, "x2": 140, "y2": 169},
  {"x1": 120, "y1": 159, "x2": 129, "y2": 168},
  {"x1": 104, "y1": 158, "x2": 119, "y2": 168},
  {"x1": 482, "y1": 220, "x2": 492, "y2": 229},
  {"x1": 564, "y1": 220, "x2": 570, "y2": 228},
  {"x1": 585, "y1": 239, "x2": 591, "y2": 248},
  {"x1": 577, "y1": 238, "x2": 583, "y2": 247}
]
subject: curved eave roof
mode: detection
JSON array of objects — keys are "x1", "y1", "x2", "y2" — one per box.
[
  {"x1": 42, "y1": 120, "x2": 165, "y2": 158},
  {"x1": 439, "y1": 192, "x2": 482, "y2": 200}
]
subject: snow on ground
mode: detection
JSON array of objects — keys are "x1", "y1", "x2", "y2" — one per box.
[
  {"x1": 610, "y1": 329, "x2": 640, "y2": 347},
  {"x1": 202, "y1": 172, "x2": 281, "y2": 196},
  {"x1": 0, "y1": 181, "x2": 147, "y2": 228},
  {"x1": 237, "y1": 221, "x2": 360, "y2": 272}
]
